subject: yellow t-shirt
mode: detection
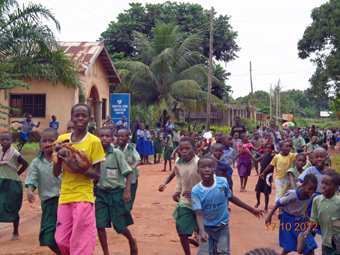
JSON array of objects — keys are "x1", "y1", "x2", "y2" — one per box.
[
  {"x1": 270, "y1": 153, "x2": 297, "y2": 179},
  {"x1": 58, "y1": 132, "x2": 105, "y2": 204}
]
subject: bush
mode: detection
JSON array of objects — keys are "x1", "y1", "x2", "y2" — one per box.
[
  {"x1": 210, "y1": 126, "x2": 231, "y2": 135},
  {"x1": 130, "y1": 103, "x2": 157, "y2": 128},
  {"x1": 12, "y1": 131, "x2": 41, "y2": 143},
  {"x1": 240, "y1": 118, "x2": 259, "y2": 132}
]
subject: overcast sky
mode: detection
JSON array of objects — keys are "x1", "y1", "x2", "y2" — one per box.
[{"x1": 19, "y1": 0, "x2": 327, "y2": 99}]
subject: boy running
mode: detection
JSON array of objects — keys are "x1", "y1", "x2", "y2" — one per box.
[{"x1": 25, "y1": 128, "x2": 61, "y2": 254}]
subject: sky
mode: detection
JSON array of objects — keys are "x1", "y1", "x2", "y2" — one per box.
[{"x1": 18, "y1": 0, "x2": 328, "y2": 99}]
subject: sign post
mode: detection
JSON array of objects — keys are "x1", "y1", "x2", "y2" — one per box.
[{"x1": 110, "y1": 93, "x2": 130, "y2": 129}]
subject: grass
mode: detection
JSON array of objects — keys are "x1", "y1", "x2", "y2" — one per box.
[
  {"x1": 332, "y1": 154, "x2": 340, "y2": 174},
  {"x1": 294, "y1": 117, "x2": 340, "y2": 129},
  {"x1": 13, "y1": 142, "x2": 40, "y2": 154}
]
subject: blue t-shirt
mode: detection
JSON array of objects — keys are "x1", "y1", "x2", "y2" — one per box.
[
  {"x1": 191, "y1": 176, "x2": 233, "y2": 227},
  {"x1": 49, "y1": 121, "x2": 59, "y2": 130}
]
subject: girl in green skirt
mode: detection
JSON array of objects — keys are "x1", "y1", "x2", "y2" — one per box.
[
  {"x1": 153, "y1": 122, "x2": 163, "y2": 164},
  {"x1": 161, "y1": 129, "x2": 173, "y2": 172},
  {"x1": 0, "y1": 131, "x2": 29, "y2": 240}
]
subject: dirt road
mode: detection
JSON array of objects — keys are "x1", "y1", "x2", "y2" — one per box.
[{"x1": 1, "y1": 148, "x2": 337, "y2": 255}]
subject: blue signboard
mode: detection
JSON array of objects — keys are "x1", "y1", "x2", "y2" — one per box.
[{"x1": 110, "y1": 94, "x2": 130, "y2": 129}]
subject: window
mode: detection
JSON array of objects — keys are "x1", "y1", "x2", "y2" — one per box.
[
  {"x1": 102, "y1": 98, "x2": 107, "y2": 120},
  {"x1": 10, "y1": 94, "x2": 46, "y2": 118}
]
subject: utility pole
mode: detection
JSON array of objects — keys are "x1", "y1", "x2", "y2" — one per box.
[
  {"x1": 270, "y1": 83, "x2": 272, "y2": 121},
  {"x1": 276, "y1": 80, "x2": 279, "y2": 124},
  {"x1": 278, "y1": 79, "x2": 281, "y2": 118},
  {"x1": 206, "y1": 6, "x2": 214, "y2": 130},
  {"x1": 250, "y1": 61, "x2": 254, "y2": 120}
]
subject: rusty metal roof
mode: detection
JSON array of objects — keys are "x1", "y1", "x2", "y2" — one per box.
[{"x1": 59, "y1": 41, "x2": 121, "y2": 84}]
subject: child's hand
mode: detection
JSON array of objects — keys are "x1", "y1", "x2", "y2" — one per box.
[
  {"x1": 173, "y1": 192, "x2": 181, "y2": 202},
  {"x1": 296, "y1": 181, "x2": 303, "y2": 188},
  {"x1": 212, "y1": 157, "x2": 219, "y2": 163},
  {"x1": 251, "y1": 208, "x2": 264, "y2": 218},
  {"x1": 259, "y1": 173, "x2": 265, "y2": 180},
  {"x1": 201, "y1": 231, "x2": 209, "y2": 242},
  {"x1": 158, "y1": 184, "x2": 166, "y2": 192},
  {"x1": 239, "y1": 147, "x2": 244, "y2": 154},
  {"x1": 244, "y1": 149, "x2": 251, "y2": 156},
  {"x1": 123, "y1": 190, "x2": 131, "y2": 203},
  {"x1": 27, "y1": 189, "x2": 35, "y2": 203},
  {"x1": 303, "y1": 229, "x2": 310, "y2": 239},
  {"x1": 265, "y1": 216, "x2": 271, "y2": 225},
  {"x1": 182, "y1": 191, "x2": 191, "y2": 199}
]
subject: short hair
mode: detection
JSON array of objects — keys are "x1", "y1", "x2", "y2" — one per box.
[
  {"x1": 0, "y1": 131, "x2": 12, "y2": 138},
  {"x1": 216, "y1": 130, "x2": 224, "y2": 134},
  {"x1": 220, "y1": 134, "x2": 231, "y2": 143},
  {"x1": 27, "y1": 113, "x2": 32, "y2": 117},
  {"x1": 280, "y1": 141, "x2": 290, "y2": 148},
  {"x1": 240, "y1": 133, "x2": 248, "y2": 138},
  {"x1": 179, "y1": 137, "x2": 195, "y2": 148},
  {"x1": 118, "y1": 128, "x2": 129, "y2": 136},
  {"x1": 309, "y1": 153, "x2": 314, "y2": 159},
  {"x1": 41, "y1": 128, "x2": 58, "y2": 139},
  {"x1": 98, "y1": 126, "x2": 113, "y2": 136},
  {"x1": 321, "y1": 143, "x2": 328, "y2": 150},
  {"x1": 183, "y1": 129, "x2": 187, "y2": 132},
  {"x1": 145, "y1": 124, "x2": 150, "y2": 129},
  {"x1": 325, "y1": 172, "x2": 340, "y2": 186},
  {"x1": 212, "y1": 143, "x2": 223, "y2": 150},
  {"x1": 235, "y1": 116, "x2": 240, "y2": 120},
  {"x1": 303, "y1": 174, "x2": 318, "y2": 185},
  {"x1": 296, "y1": 153, "x2": 307, "y2": 160},
  {"x1": 188, "y1": 130, "x2": 195, "y2": 137},
  {"x1": 202, "y1": 125, "x2": 206, "y2": 129},
  {"x1": 264, "y1": 142, "x2": 274, "y2": 150},
  {"x1": 52, "y1": 115, "x2": 56, "y2": 118},
  {"x1": 157, "y1": 122, "x2": 161, "y2": 128},
  {"x1": 198, "y1": 156, "x2": 216, "y2": 167},
  {"x1": 71, "y1": 103, "x2": 91, "y2": 116},
  {"x1": 167, "y1": 128, "x2": 172, "y2": 134}
]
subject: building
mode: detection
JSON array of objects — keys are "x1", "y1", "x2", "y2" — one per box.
[{"x1": 0, "y1": 42, "x2": 120, "y2": 134}]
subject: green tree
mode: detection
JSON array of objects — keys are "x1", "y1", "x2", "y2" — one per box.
[
  {"x1": 115, "y1": 21, "x2": 224, "y2": 123},
  {"x1": 298, "y1": 0, "x2": 340, "y2": 100},
  {"x1": 100, "y1": 2, "x2": 239, "y2": 62}
]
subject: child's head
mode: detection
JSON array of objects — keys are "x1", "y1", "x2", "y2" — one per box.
[
  {"x1": 321, "y1": 143, "x2": 328, "y2": 151},
  {"x1": 167, "y1": 128, "x2": 172, "y2": 135},
  {"x1": 311, "y1": 136, "x2": 317, "y2": 143},
  {"x1": 212, "y1": 143, "x2": 224, "y2": 159},
  {"x1": 286, "y1": 137, "x2": 293, "y2": 147},
  {"x1": 197, "y1": 156, "x2": 216, "y2": 182},
  {"x1": 280, "y1": 141, "x2": 291, "y2": 155},
  {"x1": 90, "y1": 115, "x2": 94, "y2": 121},
  {"x1": 178, "y1": 137, "x2": 195, "y2": 162},
  {"x1": 253, "y1": 130, "x2": 259, "y2": 139},
  {"x1": 175, "y1": 125, "x2": 179, "y2": 132},
  {"x1": 190, "y1": 131, "x2": 199, "y2": 142},
  {"x1": 233, "y1": 132, "x2": 239, "y2": 140},
  {"x1": 183, "y1": 129, "x2": 188, "y2": 136},
  {"x1": 309, "y1": 153, "x2": 315, "y2": 166},
  {"x1": 26, "y1": 113, "x2": 32, "y2": 122},
  {"x1": 41, "y1": 128, "x2": 58, "y2": 154},
  {"x1": 295, "y1": 153, "x2": 307, "y2": 169},
  {"x1": 235, "y1": 116, "x2": 240, "y2": 125},
  {"x1": 215, "y1": 131, "x2": 224, "y2": 143},
  {"x1": 264, "y1": 132, "x2": 271, "y2": 141},
  {"x1": 294, "y1": 129, "x2": 300, "y2": 137},
  {"x1": 269, "y1": 136, "x2": 274, "y2": 143},
  {"x1": 156, "y1": 122, "x2": 161, "y2": 128},
  {"x1": 301, "y1": 174, "x2": 318, "y2": 197},
  {"x1": 66, "y1": 121, "x2": 74, "y2": 133},
  {"x1": 135, "y1": 116, "x2": 139, "y2": 122},
  {"x1": 145, "y1": 124, "x2": 150, "y2": 130},
  {"x1": 106, "y1": 122, "x2": 115, "y2": 136},
  {"x1": 202, "y1": 125, "x2": 206, "y2": 130},
  {"x1": 220, "y1": 134, "x2": 232, "y2": 148},
  {"x1": 117, "y1": 129, "x2": 129, "y2": 146},
  {"x1": 264, "y1": 142, "x2": 274, "y2": 155},
  {"x1": 0, "y1": 131, "x2": 13, "y2": 149},
  {"x1": 161, "y1": 127, "x2": 165, "y2": 133},
  {"x1": 139, "y1": 123, "x2": 144, "y2": 130},
  {"x1": 106, "y1": 115, "x2": 111, "y2": 121},
  {"x1": 281, "y1": 132, "x2": 286, "y2": 140},
  {"x1": 52, "y1": 115, "x2": 57, "y2": 121},
  {"x1": 240, "y1": 133, "x2": 249, "y2": 143},
  {"x1": 71, "y1": 103, "x2": 91, "y2": 131},
  {"x1": 98, "y1": 127, "x2": 113, "y2": 148},
  {"x1": 321, "y1": 172, "x2": 340, "y2": 198},
  {"x1": 313, "y1": 148, "x2": 327, "y2": 169},
  {"x1": 122, "y1": 116, "x2": 126, "y2": 121}
]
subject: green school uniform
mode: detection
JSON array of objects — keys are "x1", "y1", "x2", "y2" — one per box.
[
  {"x1": 292, "y1": 136, "x2": 306, "y2": 153},
  {"x1": 164, "y1": 135, "x2": 174, "y2": 161},
  {"x1": 306, "y1": 143, "x2": 319, "y2": 153},
  {"x1": 173, "y1": 131, "x2": 180, "y2": 149},
  {"x1": 153, "y1": 129, "x2": 163, "y2": 153},
  {"x1": 325, "y1": 152, "x2": 331, "y2": 167},
  {"x1": 281, "y1": 166, "x2": 302, "y2": 197}
]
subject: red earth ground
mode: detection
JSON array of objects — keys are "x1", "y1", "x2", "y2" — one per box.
[{"x1": 1, "y1": 148, "x2": 336, "y2": 255}]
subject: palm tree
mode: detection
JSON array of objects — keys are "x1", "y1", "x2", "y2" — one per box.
[{"x1": 115, "y1": 21, "x2": 224, "y2": 123}]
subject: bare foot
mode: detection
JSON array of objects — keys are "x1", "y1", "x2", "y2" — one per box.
[
  {"x1": 264, "y1": 208, "x2": 268, "y2": 213},
  {"x1": 130, "y1": 237, "x2": 138, "y2": 255},
  {"x1": 11, "y1": 232, "x2": 19, "y2": 240},
  {"x1": 169, "y1": 169, "x2": 172, "y2": 172},
  {"x1": 254, "y1": 203, "x2": 259, "y2": 208},
  {"x1": 243, "y1": 189, "x2": 247, "y2": 192},
  {"x1": 160, "y1": 169, "x2": 166, "y2": 172},
  {"x1": 240, "y1": 189, "x2": 243, "y2": 192}
]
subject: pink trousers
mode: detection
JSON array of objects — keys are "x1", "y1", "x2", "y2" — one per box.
[{"x1": 55, "y1": 202, "x2": 96, "y2": 255}]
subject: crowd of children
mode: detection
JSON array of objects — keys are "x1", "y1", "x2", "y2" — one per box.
[{"x1": 2, "y1": 112, "x2": 340, "y2": 255}]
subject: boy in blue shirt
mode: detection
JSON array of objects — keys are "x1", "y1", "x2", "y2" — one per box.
[{"x1": 191, "y1": 156, "x2": 263, "y2": 255}]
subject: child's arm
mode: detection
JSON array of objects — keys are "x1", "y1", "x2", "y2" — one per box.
[
  {"x1": 171, "y1": 147, "x2": 179, "y2": 160},
  {"x1": 259, "y1": 164, "x2": 274, "y2": 179},
  {"x1": 123, "y1": 173, "x2": 132, "y2": 203},
  {"x1": 287, "y1": 172, "x2": 296, "y2": 189},
  {"x1": 202, "y1": 140, "x2": 212, "y2": 154},
  {"x1": 53, "y1": 157, "x2": 62, "y2": 177},
  {"x1": 27, "y1": 186, "x2": 36, "y2": 203},
  {"x1": 265, "y1": 203, "x2": 279, "y2": 225},
  {"x1": 234, "y1": 147, "x2": 243, "y2": 160},
  {"x1": 244, "y1": 150, "x2": 263, "y2": 162},
  {"x1": 17, "y1": 155, "x2": 29, "y2": 176},
  {"x1": 173, "y1": 166, "x2": 182, "y2": 202},
  {"x1": 195, "y1": 209, "x2": 209, "y2": 242},
  {"x1": 130, "y1": 160, "x2": 141, "y2": 170},
  {"x1": 229, "y1": 195, "x2": 263, "y2": 218},
  {"x1": 158, "y1": 170, "x2": 176, "y2": 192}
]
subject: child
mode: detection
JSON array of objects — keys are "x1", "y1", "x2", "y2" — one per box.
[
  {"x1": 66, "y1": 121, "x2": 74, "y2": 133},
  {"x1": 180, "y1": 129, "x2": 188, "y2": 141},
  {"x1": 305, "y1": 136, "x2": 319, "y2": 153},
  {"x1": 201, "y1": 125, "x2": 207, "y2": 136},
  {"x1": 143, "y1": 124, "x2": 155, "y2": 164},
  {"x1": 303, "y1": 172, "x2": 340, "y2": 255},
  {"x1": 115, "y1": 128, "x2": 141, "y2": 211},
  {"x1": 211, "y1": 143, "x2": 233, "y2": 191},
  {"x1": 287, "y1": 137, "x2": 297, "y2": 153},
  {"x1": 136, "y1": 123, "x2": 146, "y2": 163},
  {"x1": 153, "y1": 122, "x2": 163, "y2": 164},
  {"x1": 330, "y1": 129, "x2": 337, "y2": 150},
  {"x1": 25, "y1": 128, "x2": 61, "y2": 254},
  {"x1": 131, "y1": 116, "x2": 140, "y2": 144},
  {"x1": 96, "y1": 127, "x2": 138, "y2": 255},
  {"x1": 260, "y1": 141, "x2": 297, "y2": 203},
  {"x1": 106, "y1": 122, "x2": 118, "y2": 145},
  {"x1": 251, "y1": 130, "x2": 263, "y2": 176},
  {"x1": 247, "y1": 142, "x2": 275, "y2": 212},
  {"x1": 172, "y1": 137, "x2": 201, "y2": 255},
  {"x1": 192, "y1": 156, "x2": 263, "y2": 255},
  {"x1": 265, "y1": 174, "x2": 318, "y2": 255},
  {"x1": 303, "y1": 153, "x2": 314, "y2": 171},
  {"x1": 209, "y1": 130, "x2": 224, "y2": 153},
  {"x1": 162, "y1": 129, "x2": 174, "y2": 172},
  {"x1": 280, "y1": 153, "x2": 307, "y2": 197},
  {"x1": 0, "y1": 131, "x2": 29, "y2": 240},
  {"x1": 173, "y1": 125, "x2": 181, "y2": 160},
  {"x1": 321, "y1": 143, "x2": 332, "y2": 167},
  {"x1": 232, "y1": 132, "x2": 241, "y2": 167},
  {"x1": 236, "y1": 133, "x2": 262, "y2": 192},
  {"x1": 293, "y1": 129, "x2": 306, "y2": 153},
  {"x1": 219, "y1": 134, "x2": 235, "y2": 179},
  {"x1": 53, "y1": 103, "x2": 106, "y2": 255},
  {"x1": 49, "y1": 115, "x2": 59, "y2": 131},
  {"x1": 116, "y1": 115, "x2": 127, "y2": 132}
]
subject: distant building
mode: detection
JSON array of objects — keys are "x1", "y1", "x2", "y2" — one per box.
[
  {"x1": 320, "y1": 111, "x2": 333, "y2": 118},
  {"x1": 0, "y1": 42, "x2": 121, "y2": 134}
]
